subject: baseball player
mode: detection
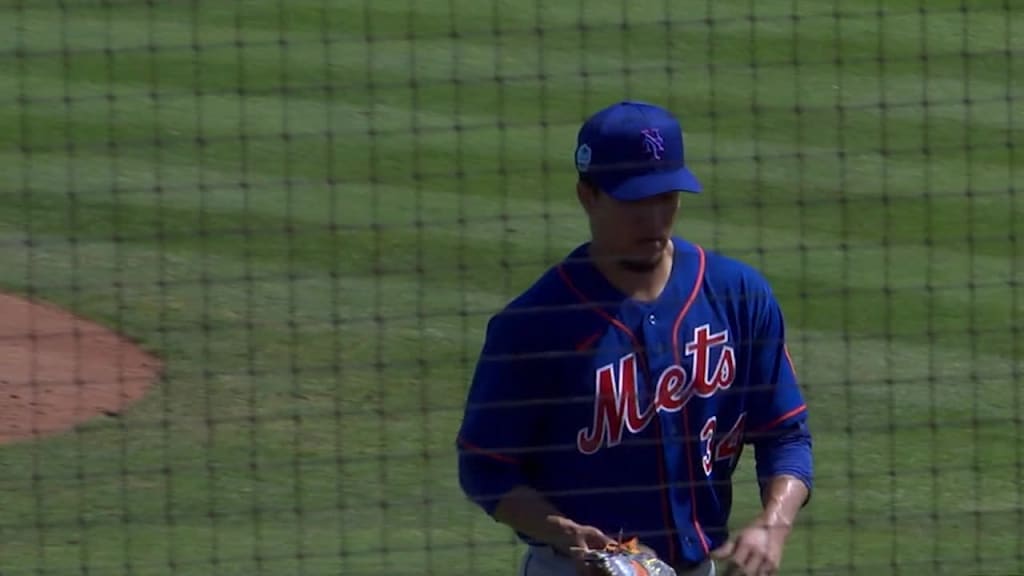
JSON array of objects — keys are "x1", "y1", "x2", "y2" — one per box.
[{"x1": 455, "y1": 100, "x2": 813, "y2": 576}]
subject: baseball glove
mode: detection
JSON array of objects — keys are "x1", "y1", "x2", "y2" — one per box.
[{"x1": 577, "y1": 537, "x2": 677, "y2": 576}]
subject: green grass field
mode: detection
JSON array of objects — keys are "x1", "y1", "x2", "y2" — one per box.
[{"x1": 0, "y1": 1, "x2": 1021, "y2": 574}]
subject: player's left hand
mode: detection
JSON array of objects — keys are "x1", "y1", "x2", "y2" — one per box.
[{"x1": 710, "y1": 516, "x2": 790, "y2": 576}]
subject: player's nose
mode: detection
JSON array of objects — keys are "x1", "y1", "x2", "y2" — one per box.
[{"x1": 633, "y1": 204, "x2": 672, "y2": 230}]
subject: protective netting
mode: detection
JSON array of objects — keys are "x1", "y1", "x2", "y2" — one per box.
[{"x1": 0, "y1": 1, "x2": 1019, "y2": 575}]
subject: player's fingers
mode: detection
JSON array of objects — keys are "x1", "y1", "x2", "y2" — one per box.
[
  {"x1": 712, "y1": 541, "x2": 741, "y2": 576},
  {"x1": 745, "y1": 545, "x2": 778, "y2": 576},
  {"x1": 570, "y1": 527, "x2": 610, "y2": 553},
  {"x1": 741, "y1": 552, "x2": 765, "y2": 576},
  {"x1": 583, "y1": 532, "x2": 615, "y2": 551},
  {"x1": 757, "y1": 555, "x2": 779, "y2": 576},
  {"x1": 710, "y1": 540, "x2": 735, "y2": 560},
  {"x1": 728, "y1": 541, "x2": 756, "y2": 576}
]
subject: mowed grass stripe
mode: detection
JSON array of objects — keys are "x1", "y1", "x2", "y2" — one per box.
[
  {"x1": 0, "y1": 173, "x2": 1014, "y2": 308},
  {"x1": 6, "y1": 29, "x2": 1018, "y2": 143},
  {"x1": 2, "y1": 158, "x2": 1017, "y2": 279},
  {"x1": 2, "y1": 216, "x2": 1018, "y2": 418},
  {"x1": 11, "y1": 0, "x2": 1018, "y2": 58},
  {"x1": 7, "y1": 149, "x2": 1014, "y2": 311},
  {"x1": 6, "y1": 30, "x2": 1018, "y2": 267},
  {"x1": 5, "y1": 86, "x2": 1018, "y2": 192},
  {"x1": 3, "y1": 89, "x2": 1018, "y2": 263},
  {"x1": 5, "y1": 4, "x2": 282, "y2": 54},
  {"x1": 7, "y1": 0, "x2": 1019, "y2": 143},
  {"x1": 0, "y1": 206, "x2": 1017, "y2": 432},
  {"x1": 6, "y1": 0, "x2": 1020, "y2": 133},
  {"x1": 3, "y1": 123, "x2": 1017, "y2": 215},
  {"x1": 0, "y1": 140, "x2": 1018, "y2": 360},
  {"x1": 6, "y1": 55, "x2": 1018, "y2": 239},
  {"x1": 0, "y1": 161, "x2": 1017, "y2": 357},
  {"x1": 6, "y1": 102, "x2": 1017, "y2": 244}
]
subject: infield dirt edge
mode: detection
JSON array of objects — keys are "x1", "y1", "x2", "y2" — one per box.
[{"x1": 0, "y1": 292, "x2": 163, "y2": 445}]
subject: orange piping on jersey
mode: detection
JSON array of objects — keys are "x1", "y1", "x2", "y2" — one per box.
[
  {"x1": 669, "y1": 243, "x2": 711, "y2": 556},
  {"x1": 557, "y1": 265, "x2": 637, "y2": 343},
  {"x1": 750, "y1": 403, "x2": 807, "y2": 434},
  {"x1": 457, "y1": 436, "x2": 520, "y2": 464},
  {"x1": 783, "y1": 344, "x2": 797, "y2": 376},
  {"x1": 575, "y1": 331, "x2": 603, "y2": 352},
  {"x1": 556, "y1": 263, "x2": 680, "y2": 567}
]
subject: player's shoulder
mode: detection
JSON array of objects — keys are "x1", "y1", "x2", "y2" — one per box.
[
  {"x1": 683, "y1": 239, "x2": 780, "y2": 319},
  {"x1": 691, "y1": 240, "x2": 776, "y2": 296},
  {"x1": 482, "y1": 244, "x2": 585, "y2": 342}
]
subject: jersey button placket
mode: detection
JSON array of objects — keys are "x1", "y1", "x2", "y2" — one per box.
[{"x1": 645, "y1": 314, "x2": 666, "y2": 354}]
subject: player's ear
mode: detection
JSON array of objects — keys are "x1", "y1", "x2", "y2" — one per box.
[{"x1": 576, "y1": 177, "x2": 598, "y2": 214}]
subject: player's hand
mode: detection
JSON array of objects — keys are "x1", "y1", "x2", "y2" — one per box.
[
  {"x1": 546, "y1": 517, "x2": 617, "y2": 574},
  {"x1": 710, "y1": 516, "x2": 790, "y2": 576}
]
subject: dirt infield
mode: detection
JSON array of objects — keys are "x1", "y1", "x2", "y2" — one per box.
[{"x1": 0, "y1": 293, "x2": 162, "y2": 444}]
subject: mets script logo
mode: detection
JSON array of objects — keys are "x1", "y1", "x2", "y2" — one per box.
[
  {"x1": 641, "y1": 128, "x2": 665, "y2": 160},
  {"x1": 577, "y1": 324, "x2": 736, "y2": 455}
]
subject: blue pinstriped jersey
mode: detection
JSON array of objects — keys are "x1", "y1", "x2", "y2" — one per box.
[{"x1": 455, "y1": 235, "x2": 813, "y2": 567}]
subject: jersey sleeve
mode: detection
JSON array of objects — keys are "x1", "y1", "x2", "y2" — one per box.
[
  {"x1": 743, "y1": 282, "x2": 814, "y2": 499},
  {"x1": 455, "y1": 310, "x2": 552, "y2": 516}
]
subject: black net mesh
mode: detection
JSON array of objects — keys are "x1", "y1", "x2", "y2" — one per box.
[{"x1": 0, "y1": 1, "x2": 1019, "y2": 575}]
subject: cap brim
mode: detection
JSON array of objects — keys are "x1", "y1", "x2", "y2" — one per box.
[{"x1": 605, "y1": 167, "x2": 702, "y2": 201}]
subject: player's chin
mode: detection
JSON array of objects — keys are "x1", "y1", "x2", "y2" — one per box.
[
  {"x1": 634, "y1": 238, "x2": 668, "y2": 258},
  {"x1": 619, "y1": 248, "x2": 664, "y2": 272}
]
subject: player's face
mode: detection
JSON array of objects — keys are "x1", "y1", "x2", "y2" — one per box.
[{"x1": 580, "y1": 184, "x2": 680, "y2": 272}]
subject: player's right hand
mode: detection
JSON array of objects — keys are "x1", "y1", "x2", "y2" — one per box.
[
  {"x1": 550, "y1": 519, "x2": 618, "y2": 575},
  {"x1": 555, "y1": 519, "x2": 615, "y2": 552}
]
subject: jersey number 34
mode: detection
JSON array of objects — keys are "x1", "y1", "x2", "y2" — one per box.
[{"x1": 700, "y1": 413, "x2": 745, "y2": 476}]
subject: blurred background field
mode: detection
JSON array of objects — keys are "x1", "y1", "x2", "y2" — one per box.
[{"x1": 0, "y1": 1, "x2": 1020, "y2": 574}]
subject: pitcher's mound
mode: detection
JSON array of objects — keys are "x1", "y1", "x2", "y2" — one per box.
[{"x1": 0, "y1": 293, "x2": 162, "y2": 444}]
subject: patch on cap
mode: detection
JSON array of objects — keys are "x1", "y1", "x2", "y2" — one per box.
[{"x1": 575, "y1": 143, "x2": 592, "y2": 172}]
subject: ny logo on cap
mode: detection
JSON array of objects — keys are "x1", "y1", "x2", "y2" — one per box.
[{"x1": 641, "y1": 128, "x2": 665, "y2": 160}]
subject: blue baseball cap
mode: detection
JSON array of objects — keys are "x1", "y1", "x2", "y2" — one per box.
[{"x1": 574, "y1": 100, "x2": 701, "y2": 200}]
